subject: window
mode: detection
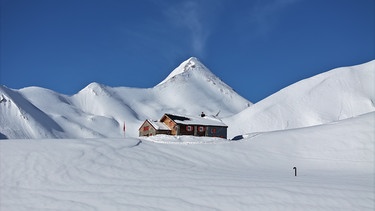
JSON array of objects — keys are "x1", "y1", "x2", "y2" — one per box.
[
  {"x1": 211, "y1": 128, "x2": 216, "y2": 133},
  {"x1": 144, "y1": 126, "x2": 149, "y2": 131},
  {"x1": 198, "y1": 126, "x2": 205, "y2": 132},
  {"x1": 186, "y1": 125, "x2": 193, "y2": 132}
]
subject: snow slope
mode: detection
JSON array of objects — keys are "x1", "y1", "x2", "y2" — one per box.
[
  {"x1": 225, "y1": 60, "x2": 375, "y2": 138},
  {"x1": 1, "y1": 112, "x2": 373, "y2": 210},
  {"x1": 0, "y1": 86, "x2": 65, "y2": 138},
  {"x1": 1, "y1": 58, "x2": 374, "y2": 139},
  {"x1": 0, "y1": 57, "x2": 250, "y2": 139}
]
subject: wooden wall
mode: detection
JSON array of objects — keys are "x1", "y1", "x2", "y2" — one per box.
[
  {"x1": 139, "y1": 121, "x2": 156, "y2": 137},
  {"x1": 141, "y1": 115, "x2": 228, "y2": 139}
]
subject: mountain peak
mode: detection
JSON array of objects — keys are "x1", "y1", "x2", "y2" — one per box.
[
  {"x1": 157, "y1": 57, "x2": 211, "y2": 86},
  {"x1": 183, "y1": 57, "x2": 207, "y2": 71},
  {"x1": 78, "y1": 82, "x2": 111, "y2": 97},
  {"x1": 185, "y1": 57, "x2": 200, "y2": 68}
]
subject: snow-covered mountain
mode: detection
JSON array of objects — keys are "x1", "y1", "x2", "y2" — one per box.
[
  {"x1": 0, "y1": 57, "x2": 251, "y2": 139},
  {"x1": 1, "y1": 58, "x2": 374, "y2": 139},
  {"x1": 1, "y1": 58, "x2": 374, "y2": 210},
  {"x1": 225, "y1": 60, "x2": 375, "y2": 138}
]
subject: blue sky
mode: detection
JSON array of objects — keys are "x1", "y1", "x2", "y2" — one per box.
[{"x1": 1, "y1": 0, "x2": 374, "y2": 102}]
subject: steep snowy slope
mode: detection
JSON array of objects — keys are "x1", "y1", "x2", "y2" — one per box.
[
  {"x1": 225, "y1": 60, "x2": 375, "y2": 138},
  {"x1": 153, "y1": 57, "x2": 251, "y2": 116},
  {"x1": 0, "y1": 86, "x2": 64, "y2": 139},
  {"x1": 0, "y1": 57, "x2": 251, "y2": 139}
]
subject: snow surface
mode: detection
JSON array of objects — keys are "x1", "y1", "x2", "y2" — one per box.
[
  {"x1": 225, "y1": 60, "x2": 375, "y2": 138},
  {"x1": 1, "y1": 58, "x2": 374, "y2": 210},
  {"x1": 146, "y1": 119, "x2": 170, "y2": 131},
  {"x1": 1, "y1": 112, "x2": 374, "y2": 210}
]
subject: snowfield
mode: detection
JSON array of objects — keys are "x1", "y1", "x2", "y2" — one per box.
[
  {"x1": 1, "y1": 112, "x2": 374, "y2": 210},
  {"x1": 1, "y1": 58, "x2": 374, "y2": 210}
]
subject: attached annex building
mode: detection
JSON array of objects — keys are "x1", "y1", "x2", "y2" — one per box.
[{"x1": 139, "y1": 113, "x2": 228, "y2": 139}]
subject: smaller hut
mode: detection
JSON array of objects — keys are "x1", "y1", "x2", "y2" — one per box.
[{"x1": 138, "y1": 119, "x2": 171, "y2": 137}]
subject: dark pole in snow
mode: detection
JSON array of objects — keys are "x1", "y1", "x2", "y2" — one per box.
[
  {"x1": 123, "y1": 121, "x2": 126, "y2": 138},
  {"x1": 293, "y1": 167, "x2": 297, "y2": 176}
]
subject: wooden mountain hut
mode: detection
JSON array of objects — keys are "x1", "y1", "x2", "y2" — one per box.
[{"x1": 139, "y1": 113, "x2": 228, "y2": 139}]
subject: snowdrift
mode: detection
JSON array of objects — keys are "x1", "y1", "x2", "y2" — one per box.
[{"x1": 1, "y1": 112, "x2": 373, "y2": 210}]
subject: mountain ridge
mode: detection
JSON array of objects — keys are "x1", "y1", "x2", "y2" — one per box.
[
  {"x1": 1, "y1": 58, "x2": 374, "y2": 139},
  {"x1": 0, "y1": 57, "x2": 251, "y2": 139}
]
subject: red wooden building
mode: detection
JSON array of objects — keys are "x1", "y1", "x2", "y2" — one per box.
[{"x1": 139, "y1": 113, "x2": 228, "y2": 138}]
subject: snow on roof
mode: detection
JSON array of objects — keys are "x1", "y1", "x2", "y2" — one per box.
[
  {"x1": 164, "y1": 113, "x2": 227, "y2": 127},
  {"x1": 147, "y1": 120, "x2": 170, "y2": 130}
]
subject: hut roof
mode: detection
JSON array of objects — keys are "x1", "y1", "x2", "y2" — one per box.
[
  {"x1": 163, "y1": 113, "x2": 227, "y2": 127},
  {"x1": 147, "y1": 120, "x2": 170, "y2": 130}
]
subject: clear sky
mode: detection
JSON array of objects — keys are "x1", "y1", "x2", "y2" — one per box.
[{"x1": 1, "y1": 0, "x2": 374, "y2": 102}]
